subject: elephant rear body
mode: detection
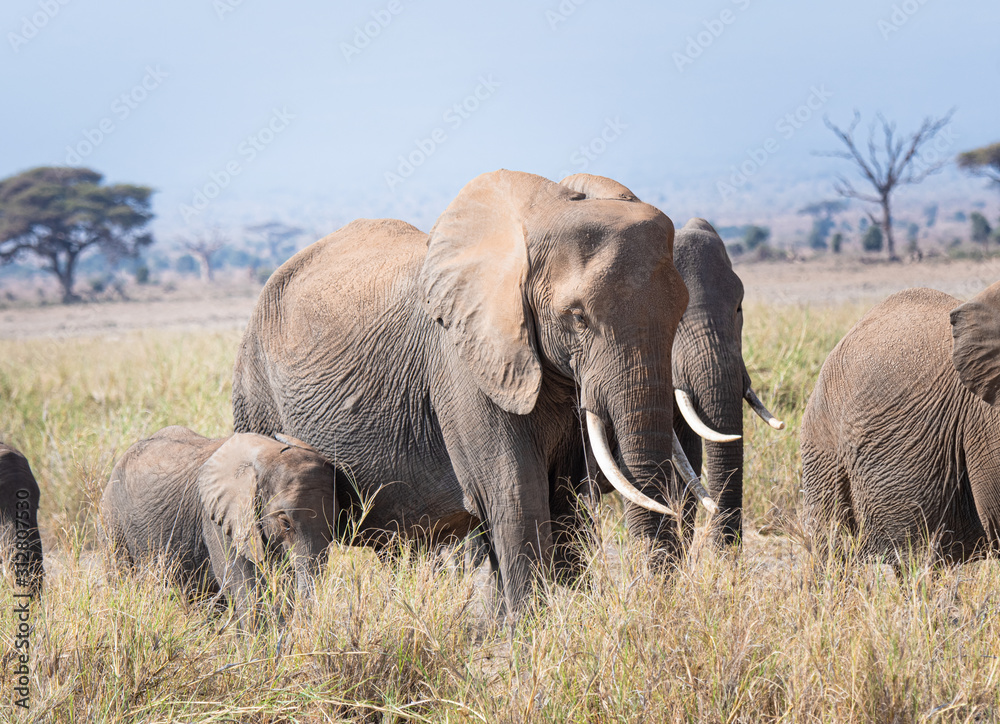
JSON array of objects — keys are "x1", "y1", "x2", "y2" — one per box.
[
  {"x1": 233, "y1": 219, "x2": 473, "y2": 544},
  {"x1": 801, "y1": 288, "x2": 1000, "y2": 563},
  {"x1": 0, "y1": 443, "x2": 44, "y2": 595}
]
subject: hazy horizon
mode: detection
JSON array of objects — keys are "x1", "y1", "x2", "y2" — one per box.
[{"x1": 4, "y1": 0, "x2": 998, "y2": 241}]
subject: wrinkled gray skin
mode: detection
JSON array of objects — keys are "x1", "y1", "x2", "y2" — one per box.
[
  {"x1": 232, "y1": 170, "x2": 690, "y2": 617},
  {"x1": 672, "y1": 218, "x2": 753, "y2": 546},
  {"x1": 0, "y1": 443, "x2": 43, "y2": 596},
  {"x1": 100, "y1": 426, "x2": 337, "y2": 623},
  {"x1": 801, "y1": 284, "x2": 1000, "y2": 564},
  {"x1": 464, "y1": 213, "x2": 778, "y2": 566}
]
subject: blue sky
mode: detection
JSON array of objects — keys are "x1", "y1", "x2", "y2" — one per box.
[{"x1": 3, "y1": 0, "x2": 998, "y2": 237}]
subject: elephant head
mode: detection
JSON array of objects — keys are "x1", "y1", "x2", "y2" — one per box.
[
  {"x1": 664, "y1": 218, "x2": 783, "y2": 546},
  {"x1": 422, "y1": 169, "x2": 711, "y2": 575},
  {"x1": 198, "y1": 433, "x2": 336, "y2": 599}
]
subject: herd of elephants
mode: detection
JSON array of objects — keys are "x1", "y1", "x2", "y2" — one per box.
[{"x1": 2, "y1": 170, "x2": 999, "y2": 624}]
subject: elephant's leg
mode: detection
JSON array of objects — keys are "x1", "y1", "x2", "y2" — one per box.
[
  {"x1": 548, "y1": 450, "x2": 598, "y2": 586},
  {"x1": 475, "y1": 534, "x2": 506, "y2": 620},
  {"x1": 460, "y1": 522, "x2": 490, "y2": 573},
  {"x1": 801, "y1": 440, "x2": 855, "y2": 561},
  {"x1": 469, "y1": 466, "x2": 553, "y2": 619},
  {"x1": 495, "y1": 497, "x2": 553, "y2": 618},
  {"x1": 957, "y1": 442, "x2": 1000, "y2": 560}
]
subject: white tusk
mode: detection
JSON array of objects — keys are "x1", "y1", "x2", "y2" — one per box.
[
  {"x1": 744, "y1": 387, "x2": 785, "y2": 430},
  {"x1": 585, "y1": 411, "x2": 678, "y2": 517},
  {"x1": 674, "y1": 389, "x2": 741, "y2": 443},
  {"x1": 671, "y1": 431, "x2": 719, "y2": 514}
]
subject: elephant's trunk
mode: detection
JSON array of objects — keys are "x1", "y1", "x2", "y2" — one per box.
[
  {"x1": 686, "y1": 372, "x2": 745, "y2": 547},
  {"x1": 703, "y1": 435, "x2": 744, "y2": 546},
  {"x1": 588, "y1": 411, "x2": 679, "y2": 517},
  {"x1": 672, "y1": 313, "x2": 747, "y2": 547},
  {"x1": 293, "y1": 555, "x2": 320, "y2": 600},
  {"x1": 593, "y1": 382, "x2": 691, "y2": 562}
]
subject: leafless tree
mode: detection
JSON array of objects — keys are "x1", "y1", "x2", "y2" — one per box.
[
  {"x1": 818, "y1": 110, "x2": 953, "y2": 260},
  {"x1": 180, "y1": 228, "x2": 227, "y2": 282}
]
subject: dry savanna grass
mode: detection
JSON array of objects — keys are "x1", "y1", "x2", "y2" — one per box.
[{"x1": 1, "y1": 302, "x2": 999, "y2": 722}]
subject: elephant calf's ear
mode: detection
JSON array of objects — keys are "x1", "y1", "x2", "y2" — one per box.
[
  {"x1": 951, "y1": 281, "x2": 1000, "y2": 407},
  {"x1": 198, "y1": 434, "x2": 268, "y2": 562},
  {"x1": 274, "y1": 432, "x2": 321, "y2": 455}
]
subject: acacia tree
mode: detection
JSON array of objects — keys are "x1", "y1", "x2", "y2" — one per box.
[
  {"x1": 180, "y1": 229, "x2": 227, "y2": 282},
  {"x1": 0, "y1": 167, "x2": 154, "y2": 302},
  {"x1": 245, "y1": 221, "x2": 305, "y2": 266},
  {"x1": 957, "y1": 142, "x2": 1000, "y2": 188},
  {"x1": 819, "y1": 111, "x2": 953, "y2": 260}
]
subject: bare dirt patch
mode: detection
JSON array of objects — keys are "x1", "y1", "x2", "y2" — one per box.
[
  {"x1": 1, "y1": 257, "x2": 999, "y2": 339},
  {"x1": 0, "y1": 286, "x2": 260, "y2": 339},
  {"x1": 739, "y1": 255, "x2": 1000, "y2": 306}
]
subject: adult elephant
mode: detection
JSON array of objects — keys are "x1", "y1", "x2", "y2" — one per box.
[
  {"x1": 233, "y1": 170, "x2": 714, "y2": 617},
  {"x1": 669, "y1": 217, "x2": 784, "y2": 547},
  {"x1": 101, "y1": 426, "x2": 338, "y2": 622},
  {"x1": 0, "y1": 443, "x2": 44, "y2": 596},
  {"x1": 801, "y1": 283, "x2": 1000, "y2": 564},
  {"x1": 555, "y1": 183, "x2": 784, "y2": 548}
]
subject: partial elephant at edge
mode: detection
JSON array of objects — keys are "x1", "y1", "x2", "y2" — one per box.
[
  {"x1": 801, "y1": 281, "x2": 1000, "y2": 565},
  {"x1": 0, "y1": 442, "x2": 44, "y2": 597}
]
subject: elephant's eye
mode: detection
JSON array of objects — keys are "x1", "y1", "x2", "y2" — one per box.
[
  {"x1": 277, "y1": 513, "x2": 293, "y2": 533},
  {"x1": 564, "y1": 307, "x2": 588, "y2": 332}
]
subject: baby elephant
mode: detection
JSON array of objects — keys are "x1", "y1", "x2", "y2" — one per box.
[
  {"x1": 0, "y1": 443, "x2": 44, "y2": 596},
  {"x1": 100, "y1": 426, "x2": 338, "y2": 621}
]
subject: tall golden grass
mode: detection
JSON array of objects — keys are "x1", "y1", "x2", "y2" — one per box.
[{"x1": 1, "y1": 303, "x2": 998, "y2": 722}]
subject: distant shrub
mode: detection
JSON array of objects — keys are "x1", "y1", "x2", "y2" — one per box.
[
  {"x1": 862, "y1": 226, "x2": 883, "y2": 253},
  {"x1": 135, "y1": 265, "x2": 150, "y2": 284},
  {"x1": 743, "y1": 225, "x2": 770, "y2": 251},
  {"x1": 970, "y1": 212, "x2": 992, "y2": 246},
  {"x1": 830, "y1": 232, "x2": 844, "y2": 254},
  {"x1": 175, "y1": 254, "x2": 199, "y2": 275},
  {"x1": 753, "y1": 244, "x2": 787, "y2": 262}
]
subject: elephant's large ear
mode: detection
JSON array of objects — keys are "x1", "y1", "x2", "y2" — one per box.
[
  {"x1": 951, "y1": 281, "x2": 1000, "y2": 407},
  {"x1": 421, "y1": 170, "x2": 563, "y2": 415},
  {"x1": 559, "y1": 173, "x2": 638, "y2": 201},
  {"x1": 198, "y1": 434, "x2": 270, "y2": 562}
]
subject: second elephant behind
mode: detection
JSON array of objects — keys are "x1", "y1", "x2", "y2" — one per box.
[{"x1": 670, "y1": 218, "x2": 784, "y2": 546}]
